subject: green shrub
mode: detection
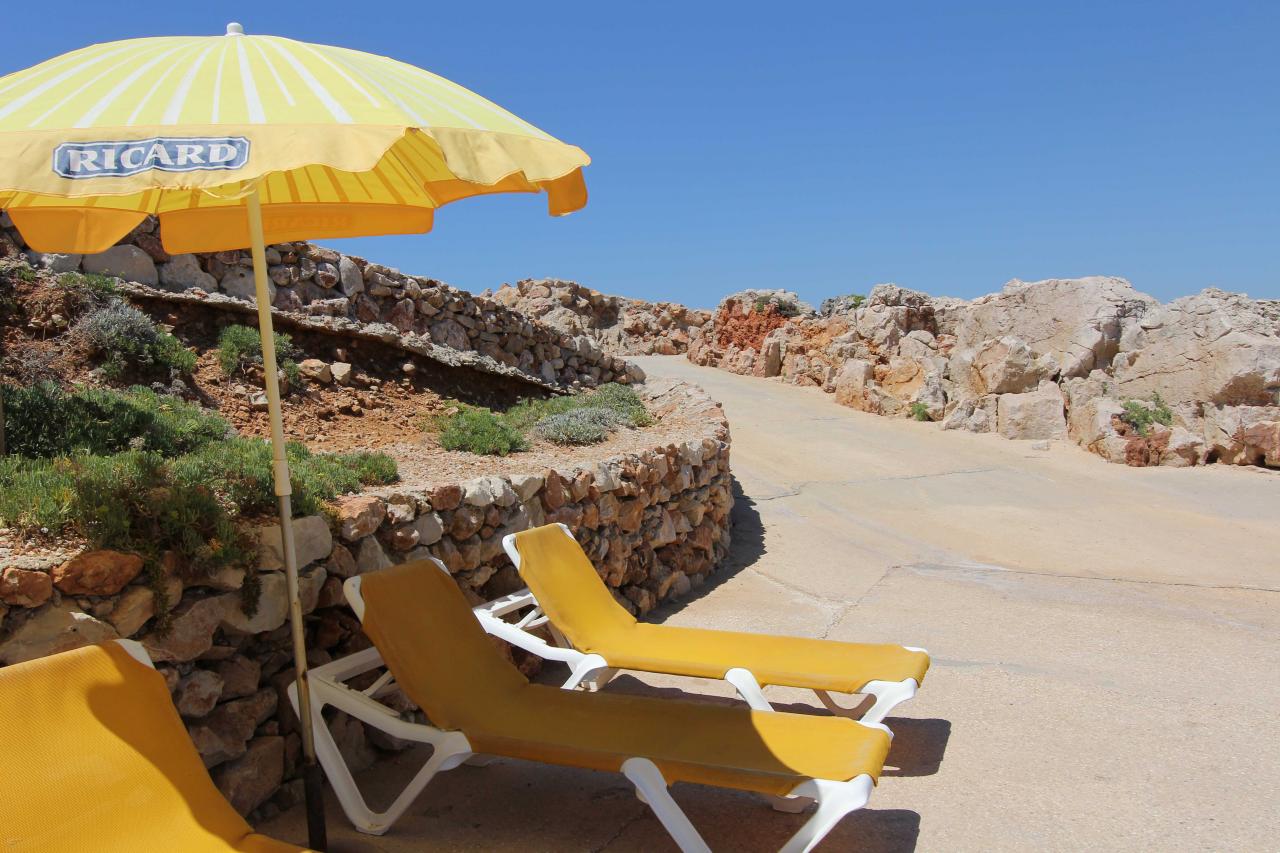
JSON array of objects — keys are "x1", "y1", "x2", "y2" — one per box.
[
  {"x1": 0, "y1": 456, "x2": 76, "y2": 533},
  {"x1": 909, "y1": 401, "x2": 931, "y2": 421},
  {"x1": 1120, "y1": 393, "x2": 1174, "y2": 436},
  {"x1": 73, "y1": 302, "x2": 195, "y2": 377},
  {"x1": 217, "y1": 324, "x2": 298, "y2": 377},
  {"x1": 439, "y1": 408, "x2": 528, "y2": 456},
  {"x1": 56, "y1": 271, "x2": 118, "y2": 300},
  {"x1": 753, "y1": 295, "x2": 800, "y2": 317},
  {"x1": 534, "y1": 408, "x2": 623, "y2": 445},
  {"x1": 2, "y1": 383, "x2": 230, "y2": 459}
]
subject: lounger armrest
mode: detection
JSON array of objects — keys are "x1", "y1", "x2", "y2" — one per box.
[{"x1": 473, "y1": 605, "x2": 586, "y2": 665}]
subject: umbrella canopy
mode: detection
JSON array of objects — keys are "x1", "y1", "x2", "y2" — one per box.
[
  {"x1": 0, "y1": 23, "x2": 589, "y2": 852},
  {"x1": 0, "y1": 22, "x2": 588, "y2": 253}
]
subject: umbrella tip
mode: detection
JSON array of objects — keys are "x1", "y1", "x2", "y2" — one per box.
[{"x1": 226, "y1": 22, "x2": 245, "y2": 36}]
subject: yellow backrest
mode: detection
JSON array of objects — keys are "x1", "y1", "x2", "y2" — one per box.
[
  {"x1": 512, "y1": 525, "x2": 637, "y2": 648},
  {"x1": 0, "y1": 642, "x2": 256, "y2": 850},
  {"x1": 360, "y1": 560, "x2": 527, "y2": 731}
]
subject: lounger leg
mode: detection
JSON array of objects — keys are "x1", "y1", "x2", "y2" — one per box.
[
  {"x1": 561, "y1": 653, "x2": 611, "y2": 691},
  {"x1": 621, "y1": 758, "x2": 712, "y2": 853},
  {"x1": 768, "y1": 793, "x2": 815, "y2": 813},
  {"x1": 851, "y1": 678, "x2": 918, "y2": 727},
  {"x1": 724, "y1": 667, "x2": 774, "y2": 711},
  {"x1": 778, "y1": 776, "x2": 874, "y2": 853},
  {"x1": 582, "y1": 666, "x2": 618, "y2": 691},
  {"x1": 301, "y1": 681, "x2": 473, "y2": 835}
]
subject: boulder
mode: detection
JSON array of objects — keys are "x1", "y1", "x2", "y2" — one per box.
[
  {"x1": 220, "y1": 266, "x2": 276, "y2": 304},
  {"x1": 954, "y1": 277, "x2": 1156, "y2": 378},
  {"x1": 429, "y1": 318, "x2": 470, "y2": 351},
  {"x1": 108, "y1": 576, "x2": 182, "y2": 637},
  {"x1": 996, "y1": 382, "x2": 1067, "y2": 440},
  {"x1": 0, "y1": 566, "x2": 53, "y2": 607},
  {"x1": 464, "y1": 476, "x2": 517, "y2": 508},
  {"x1": 0, "y1": 604, "x2": 118, "y2": 665},
  {"x1": 1203, "y1": 405, "x2": 1280, "y2": 466},
  {"x1": 215, "y1": 656, "x2": 262, "y2": 700},
  {"x1": 158, "y1": 253, "x2": 217, "y2": 292},
  {"x1": 950, "y1": 336, "x2": 1055, "y2": 397},
  {"x1": 82, "y1": 245, "x2": 157, "y2": 286},
  {"x1": 330, "y1": 362, "x2": 353, "y2": 385},
  {"x1": 832, "y1": 359, "x2": 875, "y2": 409},
  {"x1": 296, "y1": 359, "x2": 332, "y2": 384},
  {"x1": 1112, "y1": 289, "x2": 1280, "y2": 405},
  {"x1": 253, "y1": 516, "x2": 333, "y2": 571},
  {"x1": 52, "y1": 550, "x2": 142, "y2": 595}
]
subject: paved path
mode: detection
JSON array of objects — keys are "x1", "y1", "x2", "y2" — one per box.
[{"x1": 265, "y1": 356, "x2": 1280, "y2": 852}]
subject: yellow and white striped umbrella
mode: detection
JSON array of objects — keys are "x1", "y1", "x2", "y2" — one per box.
[{"x1": 0, "y1": 23, "x2": 589, "y2": 253}]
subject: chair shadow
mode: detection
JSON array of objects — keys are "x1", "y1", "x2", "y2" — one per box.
[{"x1": 645, "y1": 476, "x2": 766, "y2": 621}]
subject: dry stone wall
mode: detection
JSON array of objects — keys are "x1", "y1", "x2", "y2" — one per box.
[
  {"x1": 0, "y1": 215, "x2": 640, "y2": 390},
  {"x1": 689, "y1": 279, "x2": 1280, "y2": 469},
  {"x1": 0, "y1": 380, "x2": 732, "y2": 819},
  {"x1": 492, "y1": 278, "x2": 711, "y2": 355}
]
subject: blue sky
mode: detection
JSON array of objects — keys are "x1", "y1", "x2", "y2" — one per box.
[{"x1": 5, "y1": 2, "x2": 1278, "y2": 307}]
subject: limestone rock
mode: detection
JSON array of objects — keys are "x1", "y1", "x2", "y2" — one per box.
[
  {"x1": 354, "y1": 537, "x2": 392, "y2": 574},
  {"x1": 253, "y1": 515, "x2": 333, "y2": 571},
  {"x1": 0, "y1": 566, "x2": 53, "y2": 607},
  {"x1": 142, "y1": 595, "x2": 225, "y2": 662},
  {"x1": 0, "y1": 604, "x2": 118, "y2": 665},
  {"x1": 464, "y1": 475, "x2": 517, "y2": 508},
  {"x1": 297, "y1": 358, "x2": 332, "y2": 384},
  {"x1": 215, "y1": 656, "x2": 262, "y2": 700},
  {"x1": 955, "y1": 277, "x2": 1156, "y2": 378},
  {"x1": 331, "y1": 362, "x2": 353, "y2": 385},
  {"x1": 158, "y1": 253, "x2": 217, "y2": 292},
  {"x1": 27, "y1": 251, "x2": 82, "y2": 273},
  {"x1": 997, "y1": 381, "x2": 1067, "y2": 440},
  {"x1": 336, "y1": 496, "x2": 386, "y2": 541},
  {"x1": 190, "y1": 688, "x2": 277, "y2": 768},
  {"x1": 338, "y1": 256, "x2": 364, "y2": 296},
  {"x1": 509, "y1": 473, "x2": 545, "y2": 502},
  {"x1": 221, "y1": 572, "x2": 288, "y2": 634},
  {"x1": 82, "y1": 245, "x2": 157, "y2": 286},
  {"x1": 108, "y1": 576, "x2": 182, "y2": 637},
  {"x1": 1203, "y1": 405, "x2": 1280, "y2": 466},
  {"x1": 220, "y1": 266, "x2": 276, "y2": 303},
  {"x1": 212, "y1": 735, "x2": 285, "y2": 816},
  {"x1": 1112, "y1": 289, "x2": 1280, "y2": 405},
  {"x1": 52, "y1": 550, "x2": 142, "y2": 595},
  {"x1": 174, "y1": 668, "x2": 225, "y2": 717},
  {"x1": 950, "y1": 336, "x2": 1055, "y2": 397}
]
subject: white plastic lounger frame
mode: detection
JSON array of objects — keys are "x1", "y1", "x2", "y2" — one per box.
[
  {"x1": 293, "y1": 558, "x2": 880, "y2": 852},
  {"x1": 488, "y1": 523, "x2": 924, "y2": 727}
]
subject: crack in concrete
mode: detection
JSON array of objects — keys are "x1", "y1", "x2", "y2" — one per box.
[
  {"x1": 592, "y1": 803, "x2": 651, "y2": 852},
  {"x1": 898, "y1": 562, "x2": 1280, "y2": 594},
  {"x1": 750, "y1": 467, "x2": 1004, "y2": 502}
]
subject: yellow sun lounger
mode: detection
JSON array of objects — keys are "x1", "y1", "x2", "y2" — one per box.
[
  {"x1": 297, "y1": 559, "x2": 894, "y2": 852},
  {"x1": 0, "y1": 640, "x2": 308, "y2": 853},
  {"x1": 480, "y1": 523, "x2": 930, "y2": 724}
]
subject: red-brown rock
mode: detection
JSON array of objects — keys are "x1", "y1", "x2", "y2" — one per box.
[
  {"x1": 52, "y1": 550, "x2": 143, "y2": 596},
  {"x1": 0, "y1": 566, "x2": 53, "y2": 607}
]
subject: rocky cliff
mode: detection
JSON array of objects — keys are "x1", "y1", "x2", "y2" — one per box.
[{"x1": 688, "y1": 278, "x2": 1280, "y2": 468}]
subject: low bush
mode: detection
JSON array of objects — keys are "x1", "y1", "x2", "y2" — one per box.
[
  {"x1": 438, "y1": 407, "x2": 528, "y2": 456},
  {"x1": 56, "y1": 271, "x2": 119, "y2": 301},
  {"x1": 217, "y1": 324, "x2": 299, "y2": 378},
  {"x1": 909, "y1": 401, "x2": 931, "y2": 421},
  {"x1": 1, "y1": 383, "x2": 230, "y2": 458},
  {"x1": 73, "y1": 302, "x2": 195, "y2": 377},
  {"x1": 1120, "y1": 393, "x2": 1173, "y2": 436},
  {"x1": 534, "y1": 408, "x2": 623, "y2": 445},
  {"x1": 430, "y1": 383, "x2": 652, "y2": 454}
]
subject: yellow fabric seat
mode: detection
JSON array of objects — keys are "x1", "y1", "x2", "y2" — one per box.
[
  {"x1": 511, "y1": 524, "x2": 930, "y2": 694},
  {"x1": 0, "y1": 642, "x2": 308, "y2": 853},
  {"x1": 359, "y1": 561, "x2": 891, "y2": 798}
]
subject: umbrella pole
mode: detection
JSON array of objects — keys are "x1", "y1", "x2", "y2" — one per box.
[{"x1": 246, "y1": 188, "x2": 328, "y2": 852}]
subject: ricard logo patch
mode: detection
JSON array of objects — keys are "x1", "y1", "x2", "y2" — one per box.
[{"x1": 53, "y1": 136, "x2": 251, "y2": 179}]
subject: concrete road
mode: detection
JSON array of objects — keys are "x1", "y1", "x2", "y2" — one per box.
[{"x1": 263, "y1": 356, "x2": 1280, "y2": 852}]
